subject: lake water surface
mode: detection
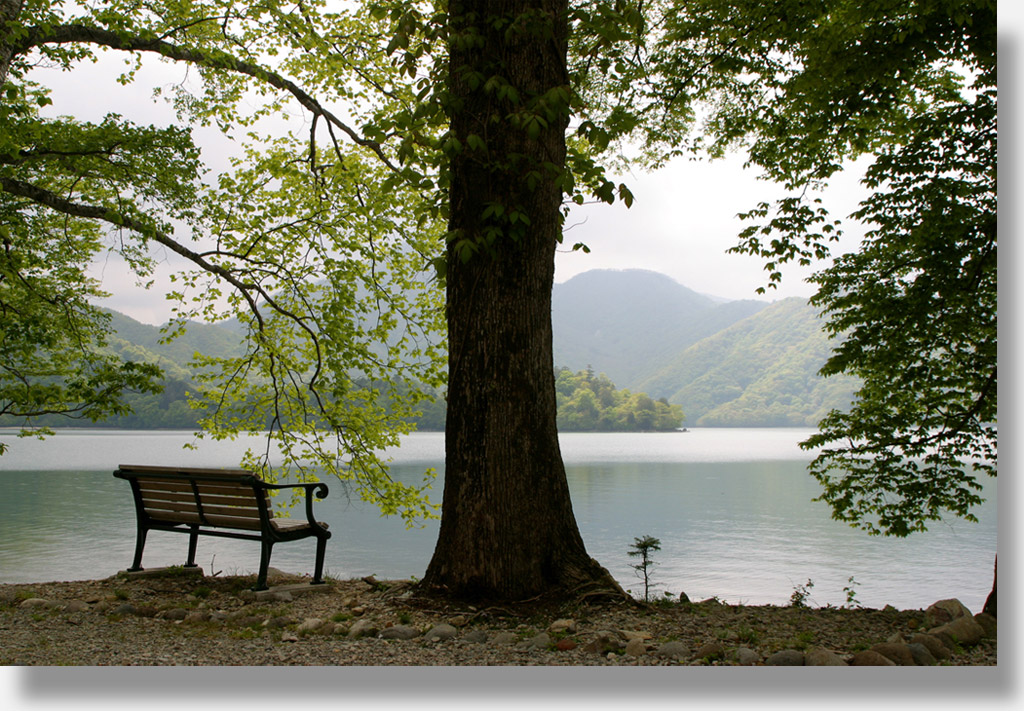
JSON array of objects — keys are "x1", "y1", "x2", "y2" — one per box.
[{"x1": 0, "y1": 428, "x2": 997, "y2": 611}]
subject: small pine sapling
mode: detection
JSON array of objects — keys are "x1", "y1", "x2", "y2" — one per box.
[{"x1": 628, "y1": 535, "x2": 662, "y2": 602}]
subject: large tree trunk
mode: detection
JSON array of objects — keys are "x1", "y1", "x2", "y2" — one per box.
[
  {"x1": 0, "y1": 0, "x2": 25, "y2": 85},
  {"x1": 982, "y1": 555, "x2": 996, "y2": 618},
  {"x1": 420, "y1": 0, "x2": 620, "y2": 602}
]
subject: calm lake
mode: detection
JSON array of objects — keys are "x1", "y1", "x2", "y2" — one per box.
[{"x1": 0, "y1": 428, "x2": 997, "y2": 612}]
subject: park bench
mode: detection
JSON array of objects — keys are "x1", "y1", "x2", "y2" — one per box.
[{"x1": 113, "y1": 464, "x2": 331, "y2": 590}]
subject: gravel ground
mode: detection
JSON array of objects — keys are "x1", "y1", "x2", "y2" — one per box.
[{"x1": 0, "y1": 570, "x2": 997, "y2": 666}]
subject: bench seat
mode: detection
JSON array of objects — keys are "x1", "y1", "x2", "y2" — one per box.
[{"x1": 114, "y1": 464, "x2": 332, "y2": 590}]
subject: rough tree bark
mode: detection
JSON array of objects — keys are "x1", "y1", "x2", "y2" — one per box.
[
  {"x1": 0, "y1": 0, "x2": 25, "y2": 85},
  {"x1": 982, "y1": 556, "x2": 996, "y2": 618},
  {"x1": 420, "y1": 0, "x2": 621, "y2": 602}
]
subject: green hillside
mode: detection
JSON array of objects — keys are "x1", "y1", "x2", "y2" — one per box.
[
  {"x1": 638, "y1": 298, "x2": 859, "y2": 427},
  {"x1": 551, "y1": 269, "x2": 767, "y2": 389},
  {"x1": 2, "y1": 271, "x2": 858, "y2": 431},
  {"x1": 105, "y1": 310, "x2": 246, "y2": 371}
]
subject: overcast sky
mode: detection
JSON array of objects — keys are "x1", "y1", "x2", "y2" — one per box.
[
  {"x1": 554, "y1": 154, "x2": 868, "y2": 299},
  {"x1": 31, "y1": 34, "x2": 881, "y2": 325}
]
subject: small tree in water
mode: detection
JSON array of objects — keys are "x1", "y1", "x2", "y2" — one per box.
[{"x1": 628, "y1": 535, "x2": 662, "y2": 602}]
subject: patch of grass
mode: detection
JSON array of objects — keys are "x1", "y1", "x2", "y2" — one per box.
[
  {"x1": 113, "y1": 589, "x2": 130, "y2": 601},
  {"x1": 701, "y1": 648, "x2": 725, "y2": 663},
  {"x1": 331, "y1": 612, "x2": 352, "y2": 623},
  {"x1": 653, "y1": 591, "x2": 681, "y2": 608},
  {"x1": 734, "y1": 625, "x2": 760, "y2": 645},
  {"x1": 192, "y1": 586, "x2": 212, "y2": 599},
  {"x1": 790, "y1": 630, "x2": 815, "y2": 651}
]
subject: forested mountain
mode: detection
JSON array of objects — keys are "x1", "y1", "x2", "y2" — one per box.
[
  {"x1": 551, "y1": 269, "x2": 768, "y2": 389},
  {"x1": 99, "y1": 311, "x2": 248, "y2": 428},
  {"x1": 104, "y1": 310, "x2": 246, "y2": 380},
  {"x1": 1, "y1": 271, "x2": 857, "y2": 430},
  {"x1": 637, "y1": 297, "x2": 859, "y2": 426}
]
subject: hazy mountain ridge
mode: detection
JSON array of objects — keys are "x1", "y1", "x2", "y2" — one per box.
[
  {"x1": 3, "y1": 270, "x2": 855, "y2": 429},
  {"x1": 634, "y1": 297, "x2": 859, "y2": 426},
  {"x1": 551, "y1": 269, "x2": 768, "y2": 389}
]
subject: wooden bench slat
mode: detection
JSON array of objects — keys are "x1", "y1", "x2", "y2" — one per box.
[
  {"x1": 195, "y1": 513, "x2": 264, "y2": 530},
  {"x1": 134, "y1": 478, "x2": 194, "y2": 493},
  {"x1": 149, "y1": 510, "x2": 263, "y2": 530},
  {"x1": 142, "y1": 499, "x2": 263, "y2": 521},
  {"x1": 136, "y1": 478, "x2": 267, "y2": 500},
  {"x1": 140, "y1": 490, "x2": 265, "y2": 510},
  {"x1": 119, "y1": 465, "x2": 252, "y2": 477}
]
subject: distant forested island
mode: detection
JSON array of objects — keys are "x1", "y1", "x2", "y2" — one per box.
[{"x1": 555, "y1": 367, "x2": 682, "y2": 431}]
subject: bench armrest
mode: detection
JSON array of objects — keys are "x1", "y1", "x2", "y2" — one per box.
[{"x1": 259, "y1": 481, "x2": 330, "y2": 529}]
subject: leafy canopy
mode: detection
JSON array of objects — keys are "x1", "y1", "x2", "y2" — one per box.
[
  {"x1": 1, "y1": 0, "x2": 452, "y2": 520},
  {"x1": 0, "y1": 0, "x2": 660, "y2": 517},
  {"x1": 645, "y1": 0, "x2": 997, "y2": 535},
  {"x1": 1, "y1": 0, "x2": 997, "y2": 535}
]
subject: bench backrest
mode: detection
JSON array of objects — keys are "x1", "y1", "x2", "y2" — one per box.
[{"x1": 115, "y1": 465, "x2": 271, "y2": 531}]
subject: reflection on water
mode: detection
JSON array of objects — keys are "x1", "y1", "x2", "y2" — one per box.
[{"x1": 0, "y1": 429, "x2": 997, "y2": 611}]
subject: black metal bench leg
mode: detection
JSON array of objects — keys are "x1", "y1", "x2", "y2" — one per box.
[
  {"x1": 185, "y1": 525, "x2": 199, "y2": 568},
  {"x1": 311, "y1": 535, "x2": 327, "y2": 585},
  {"x1": 128, "y1": 524, "x2": 148, "y2": 572},
  {"x1": 256, "y1": 539, "x2": 273, "y2": 591}
]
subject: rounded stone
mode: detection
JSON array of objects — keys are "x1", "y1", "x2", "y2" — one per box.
[
  {"x1": 765, "y1": 649, "x2": 805, "y2": 666},
  {"x1": 296, "y1": 618, "x2": 324, "y2": 633},
  {"x1": 731, "y1": 647, "x2": 761, "y2": 666},
  {"x1": 585, "y1": 631, "x2": 624, "y2": 654},
  {"x1": 907, "y1": 643, "x2": 937, "y2": 666},
  {"x1": 624, "y1": 638, "x2": 646, "y2": 657},
  {"x1": 804, "y1": 647, "x2": 847, "y2": 666},
  {"x1": 910, "y1": 633, "x2": 951, "y2": 660},
  {"x1": 925, "y1": 599, "x2": 972, "y2": 626},
  {"x1": 929, "y1": 616, "x2": 985, "y2": 648},
  {"x1": 548, "y1": 619, "x2": 577, "y2": 634},
  {"x1": 380, "y1": 624, "x2": 420, "y2": 640},
  {"x1": 19, "y1": 598, "x2": 55, "y2": 610},
  {"x1": 347, "y1": 619, "x2": 379, "y2": 638},
  {"x1": 423, "y1": 623, "x2": 457, "y2": 642},
  {"x1": 518, "y1": 632, "x2": 551, "y2": 650},
  {"x1": 693, "y1": 642, "x2": 726, "y2": 662},
  {"x1": 871, "y1": 642, "x2": 916, "y2": 666},
  {"x1": 490, "y1": 631, "x2": 519, "y2": 645},
  {"x1": 849, "y1": 650, "x2": 896, "y2": 666},
  {"x1": 973, "y1": 613, "x2": 997, "y2": 639},
  {"x1": 654, "y1": 641, "x2": 690, "y2": 661}
]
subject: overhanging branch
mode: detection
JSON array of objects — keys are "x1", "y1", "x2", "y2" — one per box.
[
  {"x1": 17, "y1": 23, "x2": 399, "y2": 173},
  {"x1": 0, "y1": 173, "x2": 330, "y2": 406}
]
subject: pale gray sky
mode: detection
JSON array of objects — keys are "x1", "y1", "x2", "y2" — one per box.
[
  {"x1": 555, "y1": 155, "x2": 868, "y2": 301},
  {"x1": 37, "y1": 37, "x2": 869, "y2": 326}
]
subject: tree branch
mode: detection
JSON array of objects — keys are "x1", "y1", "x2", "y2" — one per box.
[
  {"x1": 0, "y1": 173, "x2": 332, "y2": 402},
  {"x1": 16, "y1": 23, "x2": 399, "y2": 172}
]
